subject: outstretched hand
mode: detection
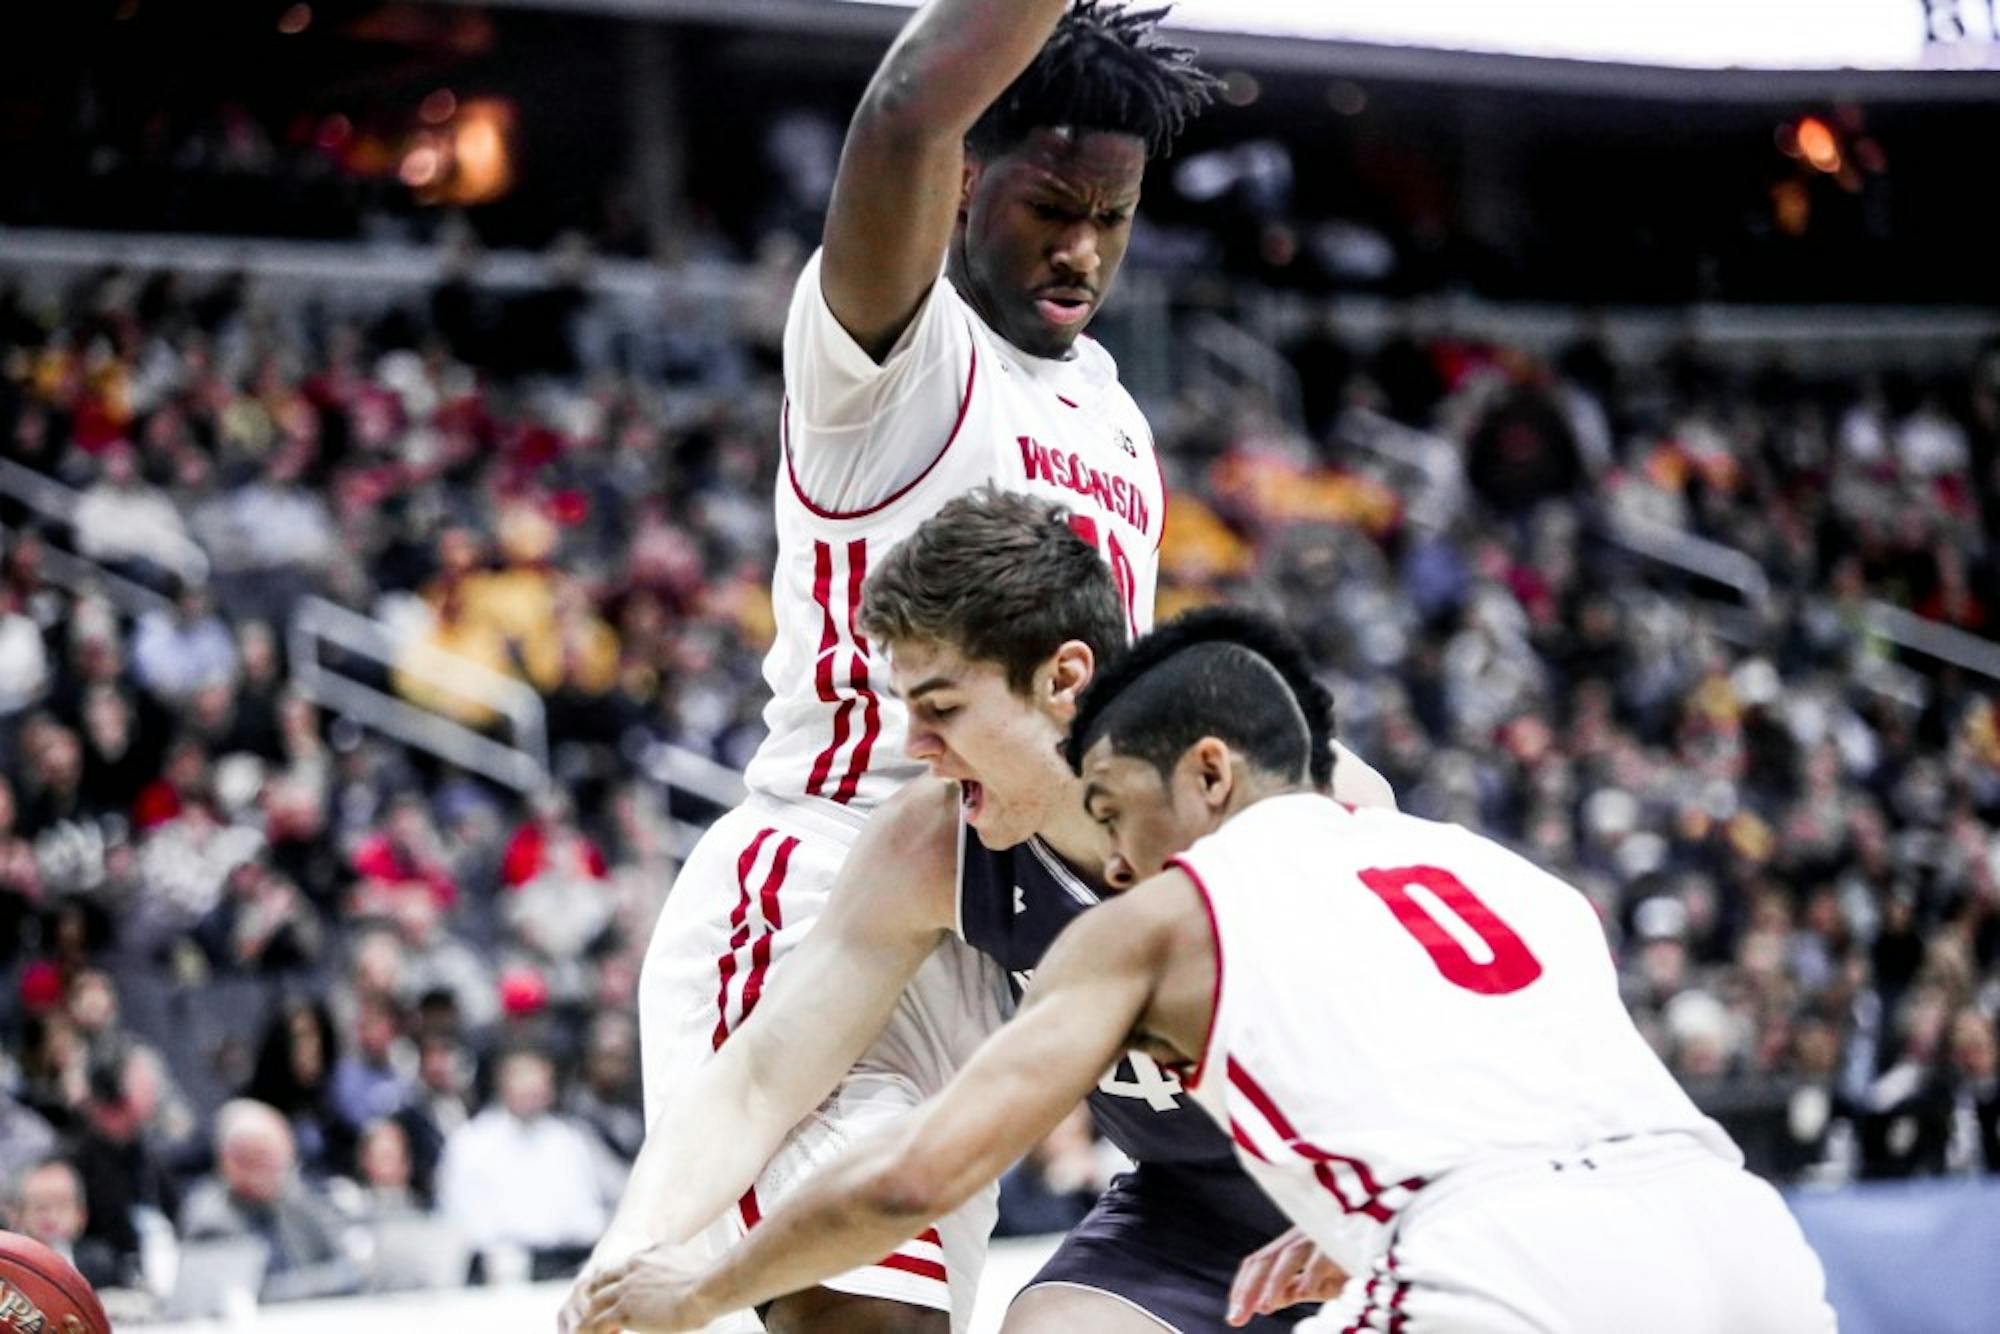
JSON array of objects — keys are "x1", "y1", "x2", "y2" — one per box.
[
  {"x1": 567, "y1": 1242, "x2": 714, "y2": 1334},
  {"x1": 1227, "y1": 1226, "x2": 1348, "y2": 1326}
]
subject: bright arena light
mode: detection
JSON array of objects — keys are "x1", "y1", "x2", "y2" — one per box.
[{"x1": 838, "y1": 0, "x2": 1940, "y2": 70}]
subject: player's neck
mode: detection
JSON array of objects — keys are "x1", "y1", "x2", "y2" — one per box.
[{"x1": 1035, "y1": 790, "x2": 1112, "y2": 889}]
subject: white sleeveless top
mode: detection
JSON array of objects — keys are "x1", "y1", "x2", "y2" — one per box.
[
  {"x1": 1176, "y1": 794, "x2": 1739, "y2": 1275},
  {"x1": 742, "y1": 250, "x2": 1162, "y2": 830}
]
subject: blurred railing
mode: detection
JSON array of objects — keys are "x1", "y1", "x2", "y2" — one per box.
[
  {"x1": 288, "y1": 596, "x2": 552, "y2": 793},
  {"x1": 0, "y1": 456, "x2": 211, "y2": 590}
]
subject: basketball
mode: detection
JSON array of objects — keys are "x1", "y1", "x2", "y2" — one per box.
[{"x1": 0, "y1": 1232, "x2": 112, "y2": 1334}]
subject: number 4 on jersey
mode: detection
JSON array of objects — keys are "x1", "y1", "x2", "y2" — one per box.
[
  {"x1": 1099, "y1": 1051, "x2": 1184, "y2": 1111},
  {"x1": 1357, "y1": 865, "x2": 1543, "y2": 995}
]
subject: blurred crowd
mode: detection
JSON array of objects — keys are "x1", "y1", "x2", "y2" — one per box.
[{"x1": 0, "y1": 252, "x2": 1996, "y2": 1312}]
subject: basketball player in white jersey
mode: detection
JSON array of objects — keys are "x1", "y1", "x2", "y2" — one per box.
[
  {"x1": 572, "y1": 493, "x2": 1388, "y2": 1334},
  {"x1": 575, "y1": 5, "x2": 1221, "y2": 1331},
  {"x1": 582, "y1": 612, "x2": 1838, "y2": 1334}
]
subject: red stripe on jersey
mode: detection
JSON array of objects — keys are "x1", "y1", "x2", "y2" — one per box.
[
  {"x1": 738, "y1": 1185, "x2": 761, "y2": 1230},
  {"x1": 1229, "y1": 1121, "x2": 1270, "y2": 1162},
  {"x1": 780, "y1": 340, "x2": 980, "y2": 522},
  {"x1": 735, "y1": 835, "x2": 799, "y2": 1022},
  {"x1": 712, "y1": 824, "x2": 772, "y2": 1056},
  {"x1": 1229, "y1": 1057, "x2": 1418, "y2": 1223},
  {"x1": 831, "y1": 538, "x2": 879, "y2": 804},
  {"x1": 806, "y1": 541, "x2": 851, "y2": 797},
  {"x1": 1386, "y1": 1242, "x2": 1411, "y2": 1333},
  {"x1": 875, "y1": 1251, "x2": 948, "y2": 1284},
  {"x1": 1339, "y1": 1264, "x2": 1386, "y2": 1334},
  {"x1": 1167, "y1": 857, "x2": 1224, "y2": 1091}
]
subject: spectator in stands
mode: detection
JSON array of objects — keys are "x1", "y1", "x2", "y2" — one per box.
[
  {"x1": 5, "y1": 1156, "x2": 128, "y2": 1290},
  {"x1": 241, "y1": 998, "x2": 351, "y2": 1179},
  {"x1": 343, "y1": 1117, "x2": 429, "y2": 1220},
  {"x1": 189, "y1": 440, "x2": 338, "y2": 624},
  {"x1": 500, "y1": 789, "x2": 614, "y2": 1012},
  {"x1": 0, "y1": 598, "x2": 49, "y2": 718},
  {"x1": 193, "y1": 861, "x2": 325, "y2": 976},
  {"x1": 178, "y1": 1098, "x2": 362, "y2": 1303},
  {"x1": 71, "y1": 443, "x2": 194, "y2": 588},
  {"x1": 66, "y1": 1050, "x2": 180, "y2": 1284},
  {"x1": 347, "y1": 792, "x2": 459, "y2": 926},
  {"x1": 0, "y1": 1085, "x2": 59, "y2": 1193},
  {"x1": 76, "y1": 684, "x2": 158, "y2": 820},
  {"x1": 435, "y1": 1046, "x2": 610, "y2": 1281},
  {"x1": 1944, "y1": 1007, "x2": 2000, "y2": 1174},
  {"x1": 0, "y1": 775, "x2": 41, "y2": 965},
  {"x1": 329, "y1": 994, "x2": 415, "y2": 1138},
  {"x1": 130, "y1": 581, "x2": 238, "y2": 706},
  {"x1": 562, "y1": 1012, "x2": 642, "y2": 1166}
]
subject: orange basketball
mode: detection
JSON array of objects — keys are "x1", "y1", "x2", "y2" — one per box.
[{"x1": 0, "y1": 1231, "x2": 112, "y2": 1334}]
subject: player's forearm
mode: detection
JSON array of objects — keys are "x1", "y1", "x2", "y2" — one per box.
[
  {"x1": 858, "y1": 0, "x2": 1070, "y2": 138},
  {"x1": 595, "y1": 1053, "x2": 791, "y2": 1256}
]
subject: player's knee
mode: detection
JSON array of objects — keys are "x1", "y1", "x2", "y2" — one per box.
[{"x1": 762, "y1": 1289, "x2": 949, "y2": 1334}]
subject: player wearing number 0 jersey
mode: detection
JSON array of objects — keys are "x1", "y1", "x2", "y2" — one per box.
[
  {"x1": 579, "y1": 611, "x2": 1835, "y2": 1334},
  {"x1": 580, "y1": 3, "x2": 1221, "y2": 1332}
]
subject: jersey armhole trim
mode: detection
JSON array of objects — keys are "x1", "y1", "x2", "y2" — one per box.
[
  {"x1": 781, "y1": 330, "x2": 980, "y2": 523},
  {"x1": 1167, "y1": 856, "x2": 1223, "y2": 1094},
  {"x1": 951, "y1": 812, "x2": 969, "y2": 943},
  {"x1": 1149, "y1": 431, "x2": 1168, "y2": 553}
]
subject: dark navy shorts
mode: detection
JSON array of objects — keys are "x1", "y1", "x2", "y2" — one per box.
[{"x1": 1020, "y1": 1159, "x2": 1314, "y2": 1332}]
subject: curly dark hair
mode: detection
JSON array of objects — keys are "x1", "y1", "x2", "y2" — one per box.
[
  {"x1": 967, "y1": 1, "x2": 1219, "y2": 159},
  {"x1": 1064, "y1": 606, "x2": 1335, "y2": 788}
]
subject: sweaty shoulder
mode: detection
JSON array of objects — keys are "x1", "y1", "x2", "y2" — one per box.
[{"x1": 840, "y1": 776, "x2": 965, "y2": 932}]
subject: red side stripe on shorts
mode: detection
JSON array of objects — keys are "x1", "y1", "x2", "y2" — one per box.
[
  {"x1": 806, "y1": 542, "x2": 854, "y2": 797},
  {"x1": 831, "y1": 539, "x2": 880, "y2": 803},
  {"x1": 711, "y1": 828, "x2": 776, "y2": 1051},
  {"x1": 735, "y1": 835, "x2": 798, "y2": 1022},
  {"x1": 875, "y1": 1252, "x2": 948, "y2": 1283}
]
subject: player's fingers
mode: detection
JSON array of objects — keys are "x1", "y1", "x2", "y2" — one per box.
[{"x1": 1227, "y1": 1247, "x2": 1278, "y2": 1325}]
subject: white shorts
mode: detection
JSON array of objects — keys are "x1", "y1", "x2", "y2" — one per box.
[
  {"x1": 1305, "y1": 1134, "x2": 1836, "y2": 1334},
  {"x1": 638, "y1": 799, "x2": 1009, "y2": 1332}
]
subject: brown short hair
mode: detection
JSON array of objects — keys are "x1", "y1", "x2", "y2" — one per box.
[{"x1": 860, "y1": 488, "x2": 1128, "y2": 693}]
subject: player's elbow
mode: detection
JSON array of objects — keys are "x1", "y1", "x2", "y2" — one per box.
[{"x1": 855, "y1": 1153, "x2": 953, "y2": 1228}]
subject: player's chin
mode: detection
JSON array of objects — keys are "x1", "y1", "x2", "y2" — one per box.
[
  {"x1": 1015, "y1": 308, "x2": 1087, "y2": 358},
  {"x1": 969, "y1": 807, "x2": 1033, "y2": 852}
]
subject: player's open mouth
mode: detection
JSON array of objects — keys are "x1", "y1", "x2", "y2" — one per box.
[
  {"x1": 1035, "y1": 293, "x2": 1093, "y2": 327},
  {"x1": 961, "y1": 779, "x2": 986, "y2": 820}
]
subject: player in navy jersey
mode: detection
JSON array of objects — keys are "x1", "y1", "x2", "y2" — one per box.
[{"x1": 572, "y1": 490, "x2": 1391, "y2": 1334}]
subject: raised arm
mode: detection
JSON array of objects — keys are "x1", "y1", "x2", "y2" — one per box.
[
  {"x1": 582, "y1": 873, "x2": 1210, "y2": 1334},
  {"x1": 821, "y1": 0, "x2": 1069, "y2": 359},
  {"x1": 559, "y1": 784, "x2": 963, "y2": 1329}
]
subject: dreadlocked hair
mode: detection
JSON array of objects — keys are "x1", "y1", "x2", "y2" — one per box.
[{"x1": 967, "y1": 1, "x2": 1219, "y2": 160}]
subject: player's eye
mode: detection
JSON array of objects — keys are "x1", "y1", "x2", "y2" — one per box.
[{"x1": 1030, "y1": 202, "x2": 1067, "y2": 222}]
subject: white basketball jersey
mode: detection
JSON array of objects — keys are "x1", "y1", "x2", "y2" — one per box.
[
  {"x1": 1176, "y1": 794, "x2": 1739, "y2": 1278},
  {"x1": 742, "y1": 250, "x2": 1162, "y2": 824}
]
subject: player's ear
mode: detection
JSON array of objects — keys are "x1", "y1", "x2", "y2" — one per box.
[
  {"x1": 959, "y1": 156, "x2": 981, "y2": 221},
  {"x1": 1046, "y1": 640, "x2": 1095, "y2": 715},
  {"x1": 1187, "y1": 737, "x2": 1235, "y2": 812}
]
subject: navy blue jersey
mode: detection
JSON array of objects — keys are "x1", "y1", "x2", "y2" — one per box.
[{"x1": 958, "y1": 832, "x2": 1235, "y2": 1166}]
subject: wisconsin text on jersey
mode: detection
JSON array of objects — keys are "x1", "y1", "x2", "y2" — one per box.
[{"x1": 1017, "y1": 436, "x2": 1153, "y2": 537}]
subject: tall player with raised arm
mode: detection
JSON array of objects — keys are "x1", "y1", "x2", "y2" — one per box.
[
  {"x1": 580, "y1": 5, "x2": 1220, "y2": 1332},
  {"x1": 572, "y1": 493, "x2": 1388, "y2": 1334},
  {"x1": 582, "y1": 614, "x2": 1838, "y2": 1334}
]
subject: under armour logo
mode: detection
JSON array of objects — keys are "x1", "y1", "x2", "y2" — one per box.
[
  {"x1": 1113, "y1": 427, "x2": 1137, "y2": 458},
  {"x1": 1014, "y1": 886, "x2": 1027, "y2": 915}
]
